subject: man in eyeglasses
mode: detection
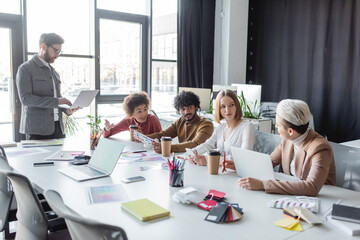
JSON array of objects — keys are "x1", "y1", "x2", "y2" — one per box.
[{"x1": 16, "y1": 33, "x2": 79, "y2": 140}]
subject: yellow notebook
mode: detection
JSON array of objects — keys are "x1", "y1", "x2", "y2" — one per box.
[{"x1": 121, "y1": 198, "x2": 170, "y2": 222}]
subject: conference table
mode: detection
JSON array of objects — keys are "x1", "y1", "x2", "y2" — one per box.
[{"x1": 6, "y1": 133, "x2": 360, "y2": 240}]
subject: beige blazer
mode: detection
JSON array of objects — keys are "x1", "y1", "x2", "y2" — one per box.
[{"x1": 263, "y1": 128, "x2": 336, "y2": 196}]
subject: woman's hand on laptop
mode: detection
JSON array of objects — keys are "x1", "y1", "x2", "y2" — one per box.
[{"x1": 238, "y1": 177, "x2": 264, "y2": 190}]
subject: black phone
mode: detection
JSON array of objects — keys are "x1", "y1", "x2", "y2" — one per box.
[{"x1": 33, "y1": 162, "x2": 54, "y2": 167}]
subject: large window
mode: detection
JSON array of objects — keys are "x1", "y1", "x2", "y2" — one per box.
[
  {"x1": 1, "y1": 0, "x2": 178, "y2": 141},
  {"x1": 97, "y1": 0, "x2": 150, "y2": 16},
  {"x1": 151, "y1": 0, "x2": 177, "y2": 113},
  {"x1": 99, "y1": 19, "x2": 142, "y2": 95},
  {"x1": 0, "y1": 0, "x2": 21, "y2": 15},
  {"x1": 26, "y1": 0, "x2": 91, "y2": 55},
  {"x1": 0, "y1": 28, "x2": 13, "y2": 142}
]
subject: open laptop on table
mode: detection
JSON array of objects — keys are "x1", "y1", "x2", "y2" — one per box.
[
  {"x1": 231, "y1": 146, "x2": 275, "y2": 180},
  {"x1": 58, "y1": 138, "x2": 124, "y2": 181},
  {"x1": 59, "y1": 90, "x2": 99, "y2": 109}
]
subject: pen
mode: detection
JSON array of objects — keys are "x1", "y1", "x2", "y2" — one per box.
[{"x1": 132, "y1": 150, "x2": 147, "y2": 153}]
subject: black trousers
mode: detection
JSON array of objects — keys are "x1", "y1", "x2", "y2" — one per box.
[{"x1": 26, "y1": 121, "x2": 65, "y2": 140}]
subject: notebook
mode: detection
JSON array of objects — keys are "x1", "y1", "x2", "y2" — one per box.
[
  {"x1": 230, "y1": 146, "x2": 275, "y2": 180},
  {"x1": 57, "y1": 138, "x2": 124, "y2": 181},
  {"x1": 327, "y1": 216, "x2": 360, "y2": 236},
  {"x1": 58, "y1": 90, "x2": 99, "y2": 109},
  {"x1": 121, "y1": 198, "x2": 170, "y2": 222},
  {"x1": 331, "y1": 204, "x2": 360, "y2": 224}
]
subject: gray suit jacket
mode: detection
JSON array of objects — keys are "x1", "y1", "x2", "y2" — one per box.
[{"x1": 16, "y1": 55, "x2": 66, "y2": 135}]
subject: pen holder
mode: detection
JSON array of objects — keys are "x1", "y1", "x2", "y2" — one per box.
[
  {"x1": 169, "y1": 169, "x2": 184, "y2": 187},
  {"x1": 90, "y1": 136, "x2": 99, "y2": 150}
]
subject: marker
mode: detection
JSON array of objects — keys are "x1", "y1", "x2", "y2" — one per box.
[
  {"x1": 33, "y1": 162, "x2": 54, "y2": 166},
  {"x1": 132, "y1": 150, "x2": 147, "y2": 153}
]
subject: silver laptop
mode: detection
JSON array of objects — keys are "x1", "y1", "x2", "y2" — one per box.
[
  {"x1": 59, "y1": 90, "x2": 99, "y2": 109},
  {"x1": 231, "y1": 146, "x2": 275, "y2": 180},
  {"x1": 58, "y1": 138, "x2": 124, "y2": 181}
]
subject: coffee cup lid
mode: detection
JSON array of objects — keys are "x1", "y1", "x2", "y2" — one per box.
[
  {"x1": 129, "y1": 125, "x2": 138, "y2": 129},
  {"x1": 161, "y1": 136, "x2": 172, "y2": 141},
  {"x1": 208, "y1": 149, "x2": 221, "y2": 156}
]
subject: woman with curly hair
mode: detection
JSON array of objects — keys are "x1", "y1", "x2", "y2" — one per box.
[{"x1": 103, "y1": 92, "x2": 162, "y2": 138}]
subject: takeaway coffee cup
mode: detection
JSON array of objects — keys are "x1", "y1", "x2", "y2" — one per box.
[
  {"x1": 129, "y1": 125, "x2": 138, "y2": 141},
  {"x1": 161, "y1": 136, "x2": 172, "y2": 157},
  {"x1": 207, "y1": 149, "x2": 221, "y2": 175}
]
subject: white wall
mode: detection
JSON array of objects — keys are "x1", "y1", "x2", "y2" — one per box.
[{"x1": 213, "y1": 0, "x2": 249, "y2": 86}]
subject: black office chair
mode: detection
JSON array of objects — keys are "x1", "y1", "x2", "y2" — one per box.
[
  {"x1": 0, "y1": 170, "x2": 70, "y2": 240},
  {"x1": 0, "y1": 146, "x2": 17, "y2": 239},
  {"x1": 44, "y1": 189, "x2": 128, "y2": 240}
]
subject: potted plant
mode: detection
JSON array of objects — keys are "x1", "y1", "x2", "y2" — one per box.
[
  {"x1": 63, "y1": 115, "x2": 81, "y2": 136},
  {"x1": 238, "y1": 90, "x2": 262, "y2": 119},
  {"x1": 87, "y1": 115, "x2": 102, "y2": 150}
]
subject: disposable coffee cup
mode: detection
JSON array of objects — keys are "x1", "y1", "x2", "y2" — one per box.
[
  {"x1": 129, "y1": 125, "x2": 138, "y2": 141},
  {"x1": 161, "y1": 136, "x2": 172, "y2": 157},
  {"x1": 207, "y1": 149, "x2": 221, "y2": 175}
]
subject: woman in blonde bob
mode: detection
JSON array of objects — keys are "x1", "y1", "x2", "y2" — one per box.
[{"x1": 187, "y1": 89, "x2": 255, "y2": 166}]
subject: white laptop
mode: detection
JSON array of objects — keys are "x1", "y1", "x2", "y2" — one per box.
[
  {"x1": 59, "y1": 90, "x2": 99, "y2": 109},
  {"x1": 231, "y1": 146, "x2": 275, "y2": 180},
  {"x1": 58, "y1": 138, "x2": 124, "y2": 181}
]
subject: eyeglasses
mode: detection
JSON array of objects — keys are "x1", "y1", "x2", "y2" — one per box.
[{"x1": 48, "y1": 46, "x2": 63, "y2": 55}]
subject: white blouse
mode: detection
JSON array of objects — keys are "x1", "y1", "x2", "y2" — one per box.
[{"x1": 193, "y1": 120, "x2": 255, "y2": 158}]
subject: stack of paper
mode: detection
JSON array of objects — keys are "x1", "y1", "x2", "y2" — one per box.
[
  {"x1": 121, "y1": 198, "x2": 170, "y2": 222},
  {"x1": 205, "y1": 202, "x2": 243, "y2": 223},
  {"x1": 327, "y1": 204, "x2": 360, "y2": 236},
  {"x1": 327, "y1": 216, "x2": 360, "y2": 236},
  {"x1": 45, "y1": 151, "x2": 85, "y2": 161},
  {"x1": 21, "y1": 139, "x2": 64, "y2": 148},
  {"x1": 0, "y1": 141, "x2": 17, "y2": 148}
]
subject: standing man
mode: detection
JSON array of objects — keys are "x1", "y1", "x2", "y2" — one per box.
[
  {"x1": 148, "y1": 91, "x2": 214, "y2": 153},
  {"x1": 16, "y1": 33, "x2": 78, "y2": 140}
]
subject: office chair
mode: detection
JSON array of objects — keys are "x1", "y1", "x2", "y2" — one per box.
[
  {"x1": 0, "y1": 146, "x2": 17, "y2": 239},
  {"x1": 44, "y1": 189, "x2": 128, "y2": 240},
  {"x1": 1, "y1": 170, "x2": 70, "y2": 240},
  {"x1": 330, "y1": 142, "x2": 360, "y2": 191}
]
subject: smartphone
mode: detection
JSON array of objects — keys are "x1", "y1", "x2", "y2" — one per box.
[
  {"x1": 121, "y1": 176, "x2": 145, "y2": 183},
  {"x1": 33, "y1": 162, "x2": 54, "y2": 167}
]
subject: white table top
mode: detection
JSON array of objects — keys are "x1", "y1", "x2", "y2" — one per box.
[
  {"x1": 6, "y1": 133, "x2": 360, "y2": 240},
  {"x1": 341, "y1": 139, "x2": 360, "y2": 148}
]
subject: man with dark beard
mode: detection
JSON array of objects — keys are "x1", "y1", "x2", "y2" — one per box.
[
  {"x1": 16, "y1": 33, "x2": 79, "y2": 140},
  {"x1": 148, "y1": 91, "x2": 214, "y2": 153}
]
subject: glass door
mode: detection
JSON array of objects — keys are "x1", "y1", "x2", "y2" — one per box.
[
  {"x1": 99, "y1": 19, "x2": 142, "y2": 96},
  {"x1": 0, "y1": 28, "x2": 13, "y2": 142},
  {"x1": 95, "y1": 9, "x2": 149, "y2": 119}
]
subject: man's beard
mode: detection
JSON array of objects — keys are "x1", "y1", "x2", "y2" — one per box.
[
  {"x1": 184, "y1": 113, "x2": 195, "y2": 122},
  {"x1": 44, "y1": 50, "x2": 55, "y2": 63}
]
